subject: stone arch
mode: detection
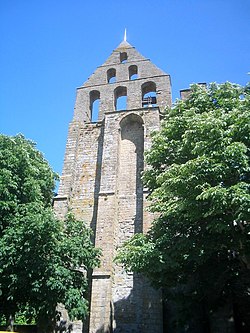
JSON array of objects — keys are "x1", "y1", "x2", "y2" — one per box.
[
  {"x1": 129, "y1": 65, "x2": 138, "y2": 80},
  {"x1": 89, "y1": 90, "x2": 100, "y2": 122},
  {"x1": 107, "y1": 68, "x2": 116, "y2": 83},
  {"x1": 119, "y1": 113, "x2": 144, "y2": 129},
  {"x1": 114, "y1": 86, "x2": 127, "y2": 111},
  {"x1": 118, "y1": 112, "x2": 144, "y2": 230},
  {"x1": 113, "y1": 112, "x2": 145, "y2": 330},
  {"x1": 120, "y1": 52, "x2": 128, "y2": 63},
  {"x1": 141, "y1": 81, "x2": 157, "y2": 107}
]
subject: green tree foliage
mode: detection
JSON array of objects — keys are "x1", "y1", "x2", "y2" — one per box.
[
  {"x1": 0, "y1": 134, "x2": 100, "y2": 331},
  {"x1": 117, "y1": 82, "x2": 250, "y2": 331}
]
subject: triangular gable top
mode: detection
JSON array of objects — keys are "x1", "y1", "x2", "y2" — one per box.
[
  {"x1": 103, "y1": 40, "x2": 146, "y2": 64},
  {"x1": 81, "y1": 40, "x2": 168, "y2": 88}
]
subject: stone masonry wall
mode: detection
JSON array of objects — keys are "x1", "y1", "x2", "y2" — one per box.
[
  {"x1": 55, "y1": 109, "x2": 164, "y2": 333},
  {"x1": 54, "y1": 40, "x2": 171, "y2": 333},
  {"x1": 88, "y1": 109, "x2": 162, "y2": 333}
]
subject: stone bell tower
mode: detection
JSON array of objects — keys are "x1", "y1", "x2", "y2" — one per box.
[{"x1": 54, "y1": 36, "x2": 172, "y2": 333}]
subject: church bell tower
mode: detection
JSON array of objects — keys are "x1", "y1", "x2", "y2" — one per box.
[{"x1": 54, "y1": 36, "x2": 172, "y2": 333}]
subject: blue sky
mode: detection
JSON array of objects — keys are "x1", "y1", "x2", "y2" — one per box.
[{"x1": 1, "y1": 0, "x2": 249, "y2": 177}]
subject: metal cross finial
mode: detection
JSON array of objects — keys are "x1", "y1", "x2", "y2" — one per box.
[{"x1": 124, "y1": 28, "x2": 127, "y2": 42}]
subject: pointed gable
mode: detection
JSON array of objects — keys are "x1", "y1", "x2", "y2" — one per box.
[
  {"x1": 82, "y1": 40, "x2": 168, "y2": 87},
  {"x1": 73, "y1": 38, "x2": 171, "y2": 123}
]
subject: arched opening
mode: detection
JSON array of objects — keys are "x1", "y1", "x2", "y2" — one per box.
[
  {"x1": 107, "y1": 68, "x2": 116, "y2": 83},
  {"x1": 129, "y1": 65, "x2": 138, "y2": 80},
  {"x1": 89, "y1": 90, "x2": 100, "y2": 122},
  {"x1": 141, "y1": 81, "x2": 157, "y2": 107},
  {"x1": 114, "y1": 86, "x2": 127, "y2": 111},
  {"x1": 113, "y1": 113, "x2": 144, "y2": 326},
  {"x1": 120, "y1": 52, "x2": 128, "y2": 63}
]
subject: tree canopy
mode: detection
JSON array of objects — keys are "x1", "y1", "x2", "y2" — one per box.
[
  {"x1": 117, "y1": 82, "x2": 250, "y2": 331},
  {"x1": 0, "y1": 134, "x2": 100, "y2": 331}
]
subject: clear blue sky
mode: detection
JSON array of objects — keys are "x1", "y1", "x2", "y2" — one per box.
[{"x1": 1, "y1": 0, "x2": 249, "y2": 177}]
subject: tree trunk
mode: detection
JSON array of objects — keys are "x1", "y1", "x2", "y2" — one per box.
[{"x1": 6, "y1": 314, "x2": 14, "y2": 332}]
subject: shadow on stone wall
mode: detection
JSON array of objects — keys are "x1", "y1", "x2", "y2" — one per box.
[
  {"x1": 112, "y1": 274, "x2": 162, "y2": 333},
  {"x1": 85, "y1": 124, "x2": 104, "y2": 333},
  {"x1": 90, "y1": 123, "x2": 104, "y2": 244},
  {"x1": 134, "y1": 122, "x2": 144, "y2": 235},
  {"x1": 112, "y1": 288, "x2": 141, "y2": 333}
]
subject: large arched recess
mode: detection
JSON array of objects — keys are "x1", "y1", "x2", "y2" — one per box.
[
  {"x1": 118, "y1": 113, "x2": 144, "y2": 234},
  {"x1": 113, "y1": 113, "x2": 144, "y2": 327}
]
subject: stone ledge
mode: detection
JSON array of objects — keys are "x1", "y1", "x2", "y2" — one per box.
[
  {"x1": 92, "y1": 272, "x2": 111, "y2": 279},
  {"x1": 53, "y1": 195, "x2": 68, "y2": 201},
  {"x1": 98, "y1": 191, "x2": 115, "y2": 196},
  {"x1": 77, "y1": 73, "x2": 170, "y2": 90},
  {"x1": 105, "y1": 106, "x2": 159, "y2": 115}
]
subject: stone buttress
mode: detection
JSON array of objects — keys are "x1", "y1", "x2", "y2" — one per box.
[{"x1": 54, "y1": 39, "x2": 172, "y2": 333}]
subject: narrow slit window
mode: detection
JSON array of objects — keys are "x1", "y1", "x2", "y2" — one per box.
[
  {"x1": 141, "y1": 82, "x2": 157, "y2": 107},
  {"x1": 89, "y1": 90, "x2": 100, "y2": 122},
  {"x1": 120, "y1": 52, "x2": 128, "y2": 63},
  {"x1": 129, "y1": 65, "x2": 138, "y2": 80},
  {"x1": 114, "y1": 86, "x2": 127, "y2": 111},
  {"x1": 107, "y1": 68, "x2": 116, "y2": 83},
  {"x1": 92, "y1": 99, "x2": 100, "y2": 122},
  {"x1": 116, "y1": 96, "x2": 127, "y2": 110}
]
